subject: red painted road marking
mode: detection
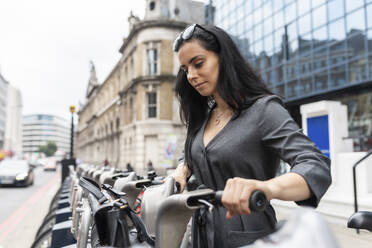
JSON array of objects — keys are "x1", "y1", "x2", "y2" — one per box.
[{"x1": 0, "y1": 173, "x2": 60, "y2": 243}]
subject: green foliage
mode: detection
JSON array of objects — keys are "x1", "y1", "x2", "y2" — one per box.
[{"x1": 39, "y1": 141, "x2": 58, "y2": 157}]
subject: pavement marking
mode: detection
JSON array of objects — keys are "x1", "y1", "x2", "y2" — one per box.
[{"x1": 0, "y1": 173, "x2": 60, "y2": 243}]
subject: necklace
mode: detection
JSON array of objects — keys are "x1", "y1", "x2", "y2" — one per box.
[{"x1": 213, "y1": 108, "x2": 233, "y2": 125}]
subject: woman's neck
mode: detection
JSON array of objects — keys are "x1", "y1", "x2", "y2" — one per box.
[{"x1": 212, "y1": 93, "x2": 231, "y2": 111}]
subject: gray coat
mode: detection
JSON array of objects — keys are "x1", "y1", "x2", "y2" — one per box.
[{"x1": 187, "y1": 95, "x2": 332, "y2": 248}]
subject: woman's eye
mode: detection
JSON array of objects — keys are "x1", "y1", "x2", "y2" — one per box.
[{"x1": 195, "y1": 62, "x2": 203, "y2": 68}]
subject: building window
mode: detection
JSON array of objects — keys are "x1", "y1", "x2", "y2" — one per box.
[
  {"x1": 116, "y1": 118, "x2": 120, "y2": 130},
  {"x1": 147, "y1": 92, "x2": 157, "y2": 118},
  {"x1": 149, "y1": 1, "x2": 155, "y2": 11},
  {"x1": 129, "y1": 98, "x2": 133, "y2": 121},
  {"x1": 131, "y1": 58, "x2": 135, "y2": 79},
  {"x1": 147, "y1": 49, "x2": 158, "y2": 75}
]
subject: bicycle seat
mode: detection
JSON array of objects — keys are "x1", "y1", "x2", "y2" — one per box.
[{"x1": 348, "y1": 211, "x2": 372, "y2": 231}]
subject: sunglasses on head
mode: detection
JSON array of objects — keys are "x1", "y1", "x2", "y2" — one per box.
[{"x1": 173, "y1": 24, "x2": 218, "y2": 52}]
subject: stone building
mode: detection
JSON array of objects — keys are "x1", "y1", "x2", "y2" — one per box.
[
  {"x1": 0, "y1": 73, "x2": 8, "y2": 149},
  {"x1": 4, "y1": 85, "x2": 23, "y2": 156},
  {"x1": 76, "y1": 0, "x2": 204, "y2": 174}
]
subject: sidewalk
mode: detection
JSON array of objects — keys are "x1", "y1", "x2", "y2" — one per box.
[
  {"x1": 0, "y1": 170, "x2": 61, "y2": 248},
  {"x1": 275, "y1": 208, "x2": 372, "y2": 248},
  {"x1": 331, "y1": 224, "x2": 372, "y2": 248}
]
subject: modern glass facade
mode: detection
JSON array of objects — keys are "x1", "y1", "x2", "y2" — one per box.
[
  {"x1": 209, "y1": 0, "x2": 372, "y2": 151},
  {"x1": 23, "y1": 114, "x2": 71, "y2": 155}
]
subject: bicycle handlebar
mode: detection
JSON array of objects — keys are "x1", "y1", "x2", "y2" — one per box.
[{"x1": 214, "y1": 190, "x2": 267, "y2": 212}]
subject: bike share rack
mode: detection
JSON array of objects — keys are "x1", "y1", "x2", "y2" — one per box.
[
  {"x1": 31, "y1": 164, "x2": 78, "y2": 248},
  {"x1": 30, "y1": 163, "x2": 160, "y2": 248},
  {"x1": 31, "y1": 177, "x2": 75, "y2": 248},
  {"x1": 33, "y1": 162, "x2": 271, "y2": 248},
  {"x1": 30, "y1": 163, "x2": 97, "y2": 248}
]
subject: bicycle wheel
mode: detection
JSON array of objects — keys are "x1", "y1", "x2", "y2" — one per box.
[
  {"x1": 44, "y1": 205, "x2": 58, "y2": 219},
  {"x1": 35, "y1": 213, "x2": 56, "y2": 239},
  {"x1": 49, "y1": 195, "x2": 61, "y2": 210},
  {"x1": 31, "y1": 227, "x2": 53, "y2": 248},
  {"x1": 90, "y1": 223, "x2": 101, "y2": 248}
]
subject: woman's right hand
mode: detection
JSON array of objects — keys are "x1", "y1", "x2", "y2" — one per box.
[{"x1": 170, "y1": 163, "x2": 190, "y2": 193}]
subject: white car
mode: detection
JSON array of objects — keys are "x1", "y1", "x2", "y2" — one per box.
[
  {"x1": 43, "y1": 159, "x2": 57, "y2": 171},
  {"x1": 0, "y1": 160, "x2": 35, "y2": 186}
]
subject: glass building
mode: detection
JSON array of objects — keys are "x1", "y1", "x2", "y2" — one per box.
[
  {"x1": 23, "y1": 114, "x2": 71, "y2": 155},
  {"x1": 208, "y1": 0, "x2": 372, "y2": 151}
]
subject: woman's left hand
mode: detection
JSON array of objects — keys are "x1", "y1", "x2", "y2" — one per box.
[{"x1": 221, "y1": 177, "x2": 272, "y2": 219}]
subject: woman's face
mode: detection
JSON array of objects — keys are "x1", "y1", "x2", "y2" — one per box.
[{"x1": 178, "y1": 40, "x2": 219, "y2": 97}]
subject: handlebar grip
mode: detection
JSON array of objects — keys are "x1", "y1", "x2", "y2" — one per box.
[
  {"x1": 249, "y1": 191, "x2": 267, "y2": 212},
  {"x1": 214, "y1": 191, "x2": 223, "y2": 204},
  {"x1": 214, "y1": 190, "x2": 267, "y2": 212}
]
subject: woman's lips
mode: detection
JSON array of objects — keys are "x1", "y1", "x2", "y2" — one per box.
[{"x1": 195, "y1": 81, "x2": 207, "y2": 89}]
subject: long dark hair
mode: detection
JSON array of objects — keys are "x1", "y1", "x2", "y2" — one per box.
[{"x1": 174, "y1": 25, "x2": 272, "y2": 167}]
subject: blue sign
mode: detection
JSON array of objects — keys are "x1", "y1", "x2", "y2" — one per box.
[{"x1": 307, "y1": 115, "x2": 330, "y2": 158}]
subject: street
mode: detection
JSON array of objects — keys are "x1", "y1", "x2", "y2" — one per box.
[{"x1": 0, "y1": 166, "x2": 60, "y2": 248}]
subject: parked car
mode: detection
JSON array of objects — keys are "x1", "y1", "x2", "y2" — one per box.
[
  {"x1": 0, "y1": 160, "x2": 35, "y2": 186},
  {"x1": 43, "y1": 159, "x2": 57, "y2": 171}
]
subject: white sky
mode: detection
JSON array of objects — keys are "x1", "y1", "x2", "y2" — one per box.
[{"x1": 0, "y1": 0, "x2": 149, "y2": 120}]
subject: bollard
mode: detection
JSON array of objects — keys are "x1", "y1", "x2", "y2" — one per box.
[{"x1": 61, "y1": 158, "x2": 76, "y2": 185}]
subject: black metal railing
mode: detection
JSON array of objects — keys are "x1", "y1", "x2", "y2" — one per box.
[{"x1": 352, "y1": 149, "x2": 372, "y2": 233}]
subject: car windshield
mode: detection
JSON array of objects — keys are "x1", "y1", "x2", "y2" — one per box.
[{"x1": 0, "y1": 160, "x2": 28, "y2": 170}]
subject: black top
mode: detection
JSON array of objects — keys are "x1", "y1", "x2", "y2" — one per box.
[{"x1": 187, "y1": 95, "x2": 332, "y2": 247}]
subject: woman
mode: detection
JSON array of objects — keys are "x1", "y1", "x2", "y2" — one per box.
[{"x1": 171, "y1": 24, "x2": 331, "y2": 247}]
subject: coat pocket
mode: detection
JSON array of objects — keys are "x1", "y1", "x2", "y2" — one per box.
[{"x1": 227, "y1": 228, "x2": 271, "y2": 247}]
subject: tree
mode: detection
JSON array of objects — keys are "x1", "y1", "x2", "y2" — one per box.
[{"x1": 39, "y1": 141, "x2": 58, "y2": 157}]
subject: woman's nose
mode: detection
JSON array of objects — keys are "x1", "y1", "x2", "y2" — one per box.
[{"x1": 187, "y1": 67, "x2": 198, "y2": 82}]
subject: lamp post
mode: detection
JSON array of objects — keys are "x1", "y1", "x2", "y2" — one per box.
[
  {"x1": 61, "y1": 105, "x2": 76, "y2": 184},
  {"x1": 69, "y1": 105, "x2": 75, "y2": 159}
]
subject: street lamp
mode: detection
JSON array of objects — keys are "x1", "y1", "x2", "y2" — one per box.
[{"x1": 70, "y1": 105, "x2": 75, "y2": 159}]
